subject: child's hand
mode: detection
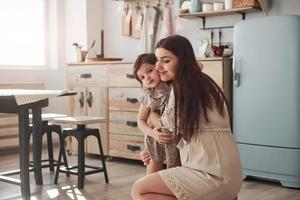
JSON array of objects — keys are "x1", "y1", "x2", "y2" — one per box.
[
  {"x1": 139, "y1": 149, "x2": 151, "y2": 166},
  {"x1": 152, "y1": 127, "x2": 174, "y2": 144}
]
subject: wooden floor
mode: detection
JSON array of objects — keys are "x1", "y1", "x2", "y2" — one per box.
[{"x1": 0, "y1": 149, "x2": 299, "y2": 200}]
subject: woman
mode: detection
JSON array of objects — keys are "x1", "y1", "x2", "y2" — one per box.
[{"x1": 131, "y1": 35, "x2": 243, "y2": 200}]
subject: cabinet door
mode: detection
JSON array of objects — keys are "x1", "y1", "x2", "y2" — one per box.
[
  {"x1": 200, "y1": 61, "x2": 223, "y2": 88},
  {"x1": 85, "y1": 87, "x2": 108, "y2": 155},
  {"x1": 67, "y1": 86, "x2": 86, "y2": 153},
  {"x1": 69, "y1": 87, "x2": 87, "y2": 116}
]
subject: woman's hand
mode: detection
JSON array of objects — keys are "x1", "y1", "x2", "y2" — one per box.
[
  {"x1": 152, "y1": 127, "x2": 174, "y2": 144},
  {"x1": 139, "y1": 149, "x2": 151, "y2": 166}
]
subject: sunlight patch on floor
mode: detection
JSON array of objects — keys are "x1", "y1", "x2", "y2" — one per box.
[
  {"x1": 66, "y1": 187, "x2": 86, "y2": 200},
  {"x1": 46, "y1": 188, "x2": 59, "y2": 199}
]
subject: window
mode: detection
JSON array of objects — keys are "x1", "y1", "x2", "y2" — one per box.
[{"x1": 0, "y1": 0, "x2": 46, "y2": 67}]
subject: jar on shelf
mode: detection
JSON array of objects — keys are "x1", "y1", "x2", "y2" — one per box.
[
  {"x1": 225, "y1": 0, "x2": 233, "y2": 9},
  {"x1": 190, "y1": 0, "x2": 201, "y2": 13}
]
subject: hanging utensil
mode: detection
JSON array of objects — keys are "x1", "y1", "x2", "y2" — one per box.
[
  {"x1": 219, "y1": 29, "x2": 222, "y2": 46},
  {"x1": 212, "y1": 29, "x2": 225, "y2": 56},
  {"x1": 211, "y1": 30, "x2": 214, "y2": 48},
  {"x1": 205, "y1": 30, "x2": 214, "y2": 57}
]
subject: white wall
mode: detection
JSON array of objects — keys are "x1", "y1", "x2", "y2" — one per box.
[
  {"x1": 60, "y1": 0, "x2": 299, "y2": 113},
  {"x1": 87, "y1": 0, "x2": 103, "y2": 57},
  {"x1": 102, "y1": 1, "x2": 141, "y2": 60},
  {"x1": 101, "y1": 0, "x2": 300, "y2": 60},
  {"x1": 0, "y1": 0, "x2": 299, "y2": 114},
  {"x1": 64, "y1": 0, "x2": 88, "y2": 62},
  {"x1": 45, "y1": 0, "x2": 67, "y2": 113},
  {"x1": 64, "y1": 0, "x2": 104, "y2": 62}
]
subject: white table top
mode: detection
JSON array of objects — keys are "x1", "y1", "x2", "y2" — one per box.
[
  {"x1": 53, "y1": 116, "x2": 106, "y2": 125},
  {"x1": 29, "y1": 113, "x2": 67, "y2": 121},
  {"x1": 0, "y1": 89, "x2": 73, "y2": 105}
]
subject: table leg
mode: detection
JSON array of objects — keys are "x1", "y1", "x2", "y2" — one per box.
[
  {"x1": 32, "y1": 107, "x2": 43, "y2": 185},
  {"x1": 18, "y1": 109, "x2": 31, "y2": 200}
]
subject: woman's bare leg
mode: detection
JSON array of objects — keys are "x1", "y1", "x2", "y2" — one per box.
[
  {"x1": 132, "y1": 172, "x2": 176, "y2": 200},
  {"x1": 146, "y1": 160, "x2": 163, "y2": 174}
]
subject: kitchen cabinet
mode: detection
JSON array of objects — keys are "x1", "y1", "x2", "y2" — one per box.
[
  {"x1": 198, "y1": 57, "x2": 232, "y2": 113},
  {"x1": 67, "y1": 58, "x2": 232, "y2": 160},
  {"x1": 108, "y1": 64, "x2": 144, "y2": 160},
  {"x1": 67, "y1": 65, "x2": 108, "y2": 155},
  {"x1": 67, "y1": 62, "x2": 143, "y2": 159}
]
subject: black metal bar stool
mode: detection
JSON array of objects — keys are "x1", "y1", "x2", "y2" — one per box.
[
  {"x1": 29, "y1": 113, "x2": 69, "y2": 172},
  {"x1": 53, "y1": 116, "x2": 109, "y2": 189}
]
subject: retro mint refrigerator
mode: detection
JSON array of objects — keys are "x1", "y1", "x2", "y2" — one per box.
[{"x1": 233, "y1": 15, "x2": 300, "y2": 188}]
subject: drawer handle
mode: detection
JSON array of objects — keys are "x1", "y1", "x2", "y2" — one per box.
[
  {"x1": 126, "y1": 97, "x2": 138, "y2": 103},
  {"x1": 127, "y1": 121, "x2": 138, "y2": 127},
  {"x1": 79, "y1": 92, "x2": 84, "y2": 107},
  {"x1": 127, "y1": 144, "x2": 141, "y2": 151},
  {"x1": 81, "y1": 73, "x2": 92, "y2": 78},
  {"x1": 86, "y1": 91, "x2": 93, "y2": 108},
  {"x1": 126, "y1": 73, "x2": 135, "y2": 79}
]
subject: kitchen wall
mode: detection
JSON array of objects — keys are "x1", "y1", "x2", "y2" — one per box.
[
  {"x1": 60, "y1": 0, "x2": 299, "y2": 113},
  {"x1": 101, "y1": 0, "x2": 300, "y2": 61},
  {"x1": 0, "y1": 0, "x2": 299, "y2": 114}
]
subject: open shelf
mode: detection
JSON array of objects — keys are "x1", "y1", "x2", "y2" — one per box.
[
  {"x1": 179, "y1": 6, "x2": 261, "y2": 29},
  {"x1": 179, "y1": 6, "x2": 261, "y2": 18}
]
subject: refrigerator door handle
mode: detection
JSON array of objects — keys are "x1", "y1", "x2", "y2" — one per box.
[{"x1": 233, "y1": 57, "x2": 240, "y2": 87}]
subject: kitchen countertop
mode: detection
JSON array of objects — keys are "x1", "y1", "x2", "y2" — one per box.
[
  {"x1": 67, "y1": 60, "x2": 134, "y2": 66},
  {"x1": 67, "y1": 57, "x2": 230, "y2": 66}
]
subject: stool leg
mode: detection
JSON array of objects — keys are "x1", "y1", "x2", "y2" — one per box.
[
  {"x1": 54, "y1": 136, "x2": 65, "y2": 184},
  {"x1": 31, "y1": 108, "x2": 43, "y2": 185},
  {"x1": 60, "y1": 136, "x2": 70, "y2": 177},
  {"x1": 96, "y1": 132, "x2": 109, "y2": 183},
  {"x1": 53, "y1": 125, "x2": 70, "y2": 177},
  {"x1": 28, "y1": 128, "x2": 34, "y2": 168},
  {"x1": 46, "y1": 130, "x2": 55, "y2": 172},
  {"x1": 78, "y1": 135, "x2": 85, "y2": 189}
]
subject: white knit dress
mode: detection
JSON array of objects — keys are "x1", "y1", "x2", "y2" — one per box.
[{"x1": 158, "y1": 88, "x2": 243, "y2": 200}]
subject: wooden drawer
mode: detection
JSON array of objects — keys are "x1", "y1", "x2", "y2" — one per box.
[
  {"x1": 108, "y1": 64, "x2": 140, "y2": 87},
  {"x1": 199, "y1": 61, "x2": 223, "y2": 88},
  {"x1": 109, "y1": 88, "x2": 141, "y2": 111},
  {"x1": 109, "y1": 133, "x2": 144, "y2": 160},
  {"x1": 67, "y1": 66, "x2": 107, "y2": 86},
  {"x1": 109, "y1": 110, "x2": 141, "y2": 136}
]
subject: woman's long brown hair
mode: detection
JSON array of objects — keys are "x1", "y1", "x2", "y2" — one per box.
[{"x1": 156, "y1": 35, "x2": 228, "y2": 141}]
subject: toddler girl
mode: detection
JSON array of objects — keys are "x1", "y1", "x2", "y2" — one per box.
[{"x1": 133, "y1": 53, "x2": 180, "y2": 174}]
